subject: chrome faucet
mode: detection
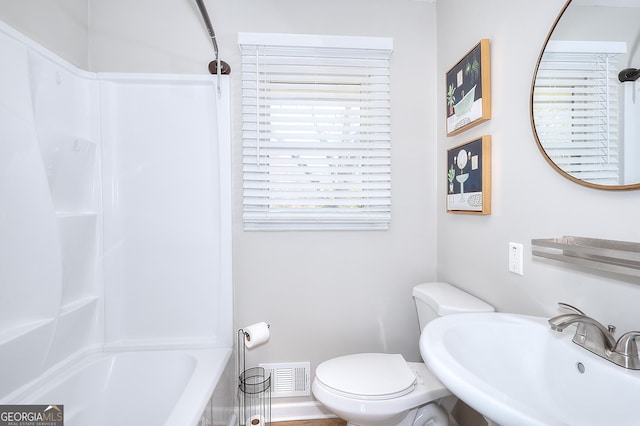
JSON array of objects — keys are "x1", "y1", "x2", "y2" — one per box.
[
  {"x1": 548, "y1": 313, "x2": 616, "y2": 349},
  {"x1": 549, "y1": 303, "x2": 640, "y2": 370}
]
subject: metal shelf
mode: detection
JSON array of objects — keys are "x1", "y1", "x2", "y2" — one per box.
[{"x1": 531, "y1": 236, "x2": 640, "y2": 278}]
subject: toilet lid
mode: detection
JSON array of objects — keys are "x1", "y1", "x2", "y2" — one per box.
[{"x1": 316, "y1": 353, "x2": 416, "y2": 400}]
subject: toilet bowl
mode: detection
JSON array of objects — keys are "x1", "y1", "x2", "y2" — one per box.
[
  {"x1": 312, "y1": 354, "x2": 450, "y2": 426},
  {"x1": 312, "y1": 282, "x2": 494, "y2": 426}
]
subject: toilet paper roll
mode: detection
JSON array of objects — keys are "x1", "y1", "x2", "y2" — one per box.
[
  {"x1": 246, "y1": 415, "x2": 265, "y2": 426},
  {"x1": 243, "y1": 321, "x2": 270, "y2": 349}
]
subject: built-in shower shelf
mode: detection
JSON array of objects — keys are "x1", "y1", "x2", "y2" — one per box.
[
  {"x1": 0, "y1": 318, "x2": 55, "y2": 346},
  {"x1": 531, "y1": 236, "x2": 640, "y2": 278},
  {"x1": 55, "y1": 212, "x2": 98, "y2": 218},
  {"x1": 60, "y1": 296, "x2": 99, "y2": 316}
]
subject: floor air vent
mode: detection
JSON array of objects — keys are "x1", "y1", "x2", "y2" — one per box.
[{"x1": 259, "y1": 362, "x2": 310, "y2": 398}]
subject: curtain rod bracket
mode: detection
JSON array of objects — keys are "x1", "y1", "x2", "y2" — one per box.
[{"x1": 618, "y1": 68, "x2": 639, "y2": 83}]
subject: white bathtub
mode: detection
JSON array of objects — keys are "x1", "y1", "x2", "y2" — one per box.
[{"x1": 8, "y1": 347, "x2": 232, "y2": 426}]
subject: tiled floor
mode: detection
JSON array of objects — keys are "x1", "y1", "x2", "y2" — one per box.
[{"x1": 271, "y1": 420, "x2": 347, "y2": 426}]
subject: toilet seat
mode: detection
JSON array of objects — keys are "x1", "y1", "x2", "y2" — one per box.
[{"x1": 315, "y1": 353, "x2": 416, "y2": 400}]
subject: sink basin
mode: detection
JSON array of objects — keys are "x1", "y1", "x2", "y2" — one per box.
[{"x1": 420, "y1": 312, "x2": 640, "y2": 426}]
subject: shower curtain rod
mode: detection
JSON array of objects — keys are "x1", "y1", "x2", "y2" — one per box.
[{"x1": 195, "y1": 0, "x2": 231, "y2": 75}]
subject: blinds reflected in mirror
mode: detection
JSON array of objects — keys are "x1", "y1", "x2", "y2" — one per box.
[{"x1": 533, "y1": 41, "x2": 625, "y2": 185}]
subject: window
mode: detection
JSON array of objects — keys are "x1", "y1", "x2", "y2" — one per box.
[
  {"x1": 238, "y1": 33, "x2": 393, "y2": 231},
  {"x1": 533, "y1": 41, "x2": 625, "y2": 185}
]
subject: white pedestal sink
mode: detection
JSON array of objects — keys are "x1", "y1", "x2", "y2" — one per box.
[{"x1": 420, "y1": 313, "x2": 640, "y2": 426}]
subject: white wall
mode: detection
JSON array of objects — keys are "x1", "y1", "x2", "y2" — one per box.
[
  {"x1": 436, "y1": 0, "x2": 640, "y2": 334},
  {"x1": 221, "y1": 0, "x2": 439, "y2": 373},
  {"x1": 0, "y1": 0, "x2": 88, "y2": 69}
]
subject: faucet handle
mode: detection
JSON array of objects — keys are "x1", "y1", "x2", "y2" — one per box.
[
  {"x1": 558, "y1": 302, "x2": 585, "y2": 315},
  {"x1": 614, "y1": 331, "x2": 640, "y2": 357}
]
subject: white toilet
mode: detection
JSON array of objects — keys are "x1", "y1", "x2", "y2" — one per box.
[{"x1": 312, "y1": 282, "x2": 494, "y2": 426}]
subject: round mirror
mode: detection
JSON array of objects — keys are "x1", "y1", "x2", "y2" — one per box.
[{"x1": 531, "y1": 0, "x2": 640, "y2": 190}]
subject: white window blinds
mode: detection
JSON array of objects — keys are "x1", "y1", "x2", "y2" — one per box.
[
  {"x1": 533, "y1": 41, "x2": 625, "y2": 185},
  {"x1": 238, "y1": 33, "x2": 393, "y2": 231}
]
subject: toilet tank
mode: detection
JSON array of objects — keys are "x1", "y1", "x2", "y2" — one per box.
[{"x1": 412, "y1": 282, "x2": 494, "y2": 332}]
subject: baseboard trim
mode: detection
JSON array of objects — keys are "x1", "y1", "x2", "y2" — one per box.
[{"x1": 271, "y1": 400, "x2": 337, "y2": 422}]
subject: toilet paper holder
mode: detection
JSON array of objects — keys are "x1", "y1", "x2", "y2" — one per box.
[
  {"x1": 238, "y1": 325, "x2": 272, "y2": 426},
  {"x1": 240, "y1": 322, "x2": 270, "y2": 347}
]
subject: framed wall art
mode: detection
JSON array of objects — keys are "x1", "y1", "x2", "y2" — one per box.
[
  {"x1": 447, "y1": 136, "x2": 491, "y2": 214},
  {"x1": 446, "y1": 39, "x2": 491, "y2": 137}
]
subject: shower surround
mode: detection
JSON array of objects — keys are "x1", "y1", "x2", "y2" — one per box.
[{"x1": 0, "y1": 19, "x2": 232, "y2": 425}]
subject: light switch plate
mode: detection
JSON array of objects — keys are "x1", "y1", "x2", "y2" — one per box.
[{"x1": 509, "y1": 242, "x2": 524, "y2": 275}]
